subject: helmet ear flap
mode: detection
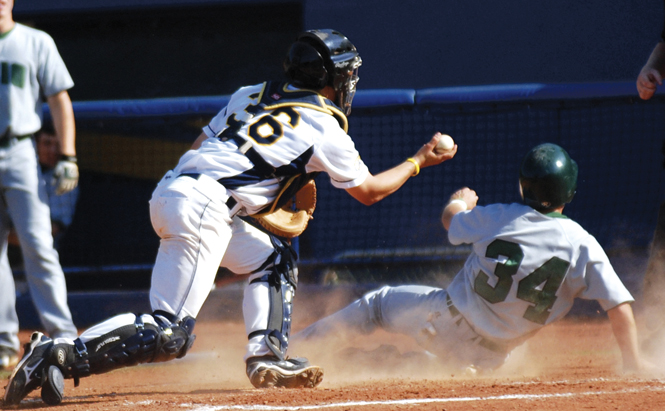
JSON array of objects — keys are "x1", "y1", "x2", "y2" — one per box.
[{"x1": 284, "y1": 41, "x2": 329, "y2": 90}]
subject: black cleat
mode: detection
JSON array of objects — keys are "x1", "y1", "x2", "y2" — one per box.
[
  {"x1": 3, "y1": 332, "x2": 54, "y2": 405},
  {"x1": 246, "y1": 355, "x2": 323, "y2": 388},
  {"x1": 41, "y1": 365, "x2": 65, "y2": 405}
]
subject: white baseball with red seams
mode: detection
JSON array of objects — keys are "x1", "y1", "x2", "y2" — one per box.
[{"x1": 435, "y1": 134, "x2": 455, "y2": 153}]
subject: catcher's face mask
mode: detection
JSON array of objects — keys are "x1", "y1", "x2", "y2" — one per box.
[
  {"x1": 288, "y1": 29, "x2": 362, "y2": 116},
  {"x1": 333, "y1": 59, "x2": 361, "y2": 116}
]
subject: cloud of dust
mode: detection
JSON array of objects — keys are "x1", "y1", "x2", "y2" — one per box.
[
  {"x1": 289, "y1": 286, "x2": 459, "y2": 384},
  {"x1": 287, "y1": 282, "x2": 556, "y2": 385},
  {"x1": 178, "y1": 321, "x2": 254, "y2": 389},
  {"x1": 492, "y1": 341, "x2": 545, "y2": 378},
  {"x1": 615, "y1": 244, "x2": 665, "y2": 370},
  {"x1": 290, "y1": 329, "x2": 553, "y2": 386},
  {"x1": 638, "y1": 293, "x2": 665, "y2": 369}
]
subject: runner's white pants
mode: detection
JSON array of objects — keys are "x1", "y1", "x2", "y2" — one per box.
[{"x1": 294, "y1": 285, "x2": 512, "y2": 370}]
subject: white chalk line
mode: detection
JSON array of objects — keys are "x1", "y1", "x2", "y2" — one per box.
[
  {"x1": 497, "y1": 376, "x2": 665, "y2": 386},
  {"x1": 179, "y1": 384, "x2": 665, "y2": 411}
]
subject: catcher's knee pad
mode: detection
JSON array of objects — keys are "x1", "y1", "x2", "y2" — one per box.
[
  {"x1": 51, "y1": 312, "x2": 196, "y2": 384},
  {"x1": 248, "y1": 236, "x2": 298, "y2": 360}
]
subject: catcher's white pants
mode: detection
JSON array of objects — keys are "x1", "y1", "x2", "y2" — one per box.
[{"x1": 148, "y1": 171, "x2": 279, "y2": 360}]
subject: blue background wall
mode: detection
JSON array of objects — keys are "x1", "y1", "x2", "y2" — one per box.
[
  {"x1": 304, "y1": 0, "x2": 662, "y2": 89},
  {"x1": 13, "y1": 0, "x2": 664, "y2": 96}
]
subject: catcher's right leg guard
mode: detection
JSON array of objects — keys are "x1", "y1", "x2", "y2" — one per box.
[
  {"x1": 57, "y1": 311, "x2": 196, "y2": 383},
  {"x1": 3, "y1": 312, "x2": 196, "y2": 405}
]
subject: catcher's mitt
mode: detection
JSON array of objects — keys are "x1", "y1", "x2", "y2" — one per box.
[{"x1": 256, "y1": 180, "x2": 316, "y2": 238}]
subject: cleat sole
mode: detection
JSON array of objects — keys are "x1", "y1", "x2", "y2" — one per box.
[
  {"x1": 41, "y1": 365, "x2": 65, "y2": 405},
  {"x1": 251, "y1": 365, "x2": 324, "y2": 389}
]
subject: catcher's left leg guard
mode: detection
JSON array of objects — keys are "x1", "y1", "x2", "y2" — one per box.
[
  {"x1": 243, "y1": 237, "x2": 323, "y2": 388},
  {"x1": 246, "y1": 236, "x2": 298, "y2": 360}
]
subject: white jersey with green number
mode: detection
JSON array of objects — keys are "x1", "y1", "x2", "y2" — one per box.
[
  {"x1": 0, "y1": 23, "x2": 74, "y2": 135},
  {"x1": 446, "y1": 203, "x2": 633, "y2": 342}
]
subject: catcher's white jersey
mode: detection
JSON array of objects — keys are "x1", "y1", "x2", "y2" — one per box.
[
  {"x1": 147, "y1": 81, "x2": 370, "y2": 360},
  {"x1": 447, "y1": 203, "x2": 633, "y2": 342},
  {"x1": 173, "y1": 81, "x2": 369, "y2": 216},
  {"x1": 0, "y1": 23, "x2": 74, "y2": 135}
]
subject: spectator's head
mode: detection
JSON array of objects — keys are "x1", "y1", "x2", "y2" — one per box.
[
  {"x1": 36, "y1": 122, "x2": 60, "y2": 170},
  {"x1": 0, "y1": 0, "x2": 15, "y2": 30}
]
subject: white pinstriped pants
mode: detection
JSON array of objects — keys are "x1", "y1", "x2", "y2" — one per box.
[{"x1": 148, "y1": 171, "x2": 281, "y2": 360}]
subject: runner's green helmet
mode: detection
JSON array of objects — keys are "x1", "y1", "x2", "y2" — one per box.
[{"x1": 519, "y1": 143, "x2": 578, "y2": 211}]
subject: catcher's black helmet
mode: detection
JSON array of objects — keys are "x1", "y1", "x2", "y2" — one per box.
[
  {"x1": 519, "y1": 143, "x2": 578, "y2": 211},
  {"x1": 284, "y1": 29, "x2": 362, "y2": 115}
]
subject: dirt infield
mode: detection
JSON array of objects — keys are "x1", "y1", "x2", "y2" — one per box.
[{"x1": 3, "y1": 314, "x2": 665, "y2": 411}]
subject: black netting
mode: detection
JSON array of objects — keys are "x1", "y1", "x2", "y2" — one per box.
[{"x1": 55, "y1": 94, "x2": 665, "y2": 288}]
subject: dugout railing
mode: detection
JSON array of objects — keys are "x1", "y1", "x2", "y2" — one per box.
[{"x1": 31, "y1": 81, "x2": 665, "y2": 292}]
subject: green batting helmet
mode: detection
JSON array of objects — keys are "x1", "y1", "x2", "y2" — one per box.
[{"x1": 519, "y1": 143, "x2": 578, "y2": 211}]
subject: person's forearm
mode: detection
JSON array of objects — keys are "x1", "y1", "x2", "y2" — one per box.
[
  {"x1": 47, "y1": 91, "x2": 76, "y2": 157},
  {"x1": 346, "y1": 160, "x2": 416, "y2": 206},
  {"x1": 442, "y1": 200, "x2": 467, "y2": 230},
  {"x1": 346, "y1": 132, "x2": 457, "y2": 206},
  {"x1": 642, "y1": 42, "x2": 665, "y2": 74},
  {"x1": 191, "y1": 132, "x2": 209, "y2": 150},
  {"x1": 607, "y1": 302, "x2": 641, "y2": 372}
]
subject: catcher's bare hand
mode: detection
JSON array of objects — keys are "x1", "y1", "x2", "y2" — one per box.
[{"x1": 411, "y1": 132, "x2": 457, "y2": 169}]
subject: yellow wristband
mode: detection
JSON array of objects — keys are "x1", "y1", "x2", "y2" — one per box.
[{"x1": 406, "y1": 158, "x2": 420, "y2": 176}]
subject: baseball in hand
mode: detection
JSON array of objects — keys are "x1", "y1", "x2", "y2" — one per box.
[{"x1": 434, "y1": 134, "x2": 455, "y2": 153}]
